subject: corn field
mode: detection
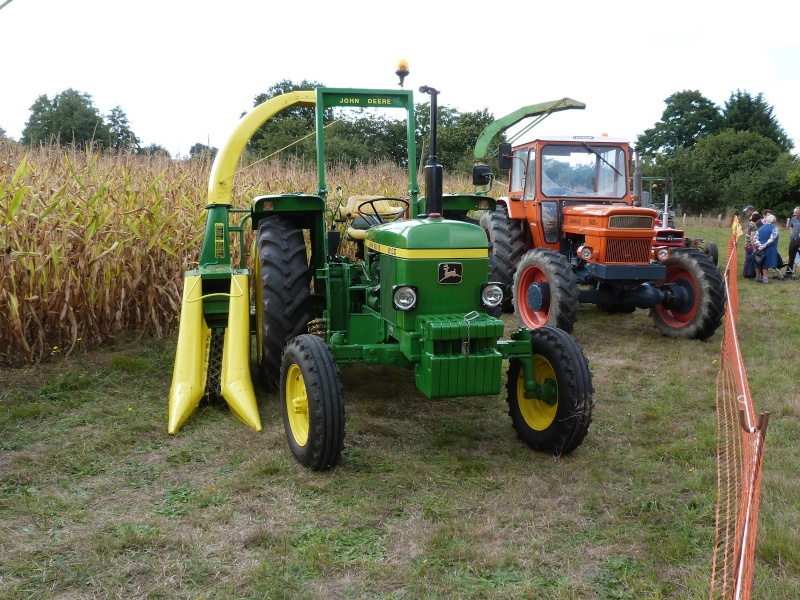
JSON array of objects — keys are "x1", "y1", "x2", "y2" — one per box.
[{"x1": 0, "y1": 141, "x2": 471, "y2": 365}]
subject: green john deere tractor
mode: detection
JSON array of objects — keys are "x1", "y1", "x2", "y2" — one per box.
[{"x1": 168, "y1": 71, "x2": 595, "y2": 470}]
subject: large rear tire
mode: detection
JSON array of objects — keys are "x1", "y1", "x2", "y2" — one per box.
[
  {"x1": 480, "y1": 208, "x2": 525, "y2": 312},
  {"x1": 650, "y1": 249, "x2": 725, "y2": 340},
  {"x1": 513, "y1": 248, "x2": 579, "y2": 332},
  {"x1": 257, "y1": 216, "x2": 312, "y2": 385},
  {"x1": 506, "y1": 327, "x2": 594, "y2": 455},
  {"x1": 281, "y1": 335, "x2": 345, "y2": 471}
]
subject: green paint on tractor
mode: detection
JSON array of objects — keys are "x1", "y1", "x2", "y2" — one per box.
[{"x1": 168, "y1": 66, "x2": 596, "y2": 471}]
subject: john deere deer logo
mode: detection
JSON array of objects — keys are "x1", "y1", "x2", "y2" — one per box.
[{"x1": 438, "y1": 263, "x2": 463, "y2": 284}]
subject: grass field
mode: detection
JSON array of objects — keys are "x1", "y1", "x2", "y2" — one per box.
[{"x1": 1, "y1": 221, "x2": 798, "y2": 599}]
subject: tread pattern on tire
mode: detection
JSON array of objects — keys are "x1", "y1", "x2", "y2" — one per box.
[
  {"x1": 257, "y1": 217, "x2": 312, "y2": 385},
  {"x1": 281, "y1": 334, "x2": 345, "y2": 471},
  {"x1": 507, "y1": 327, "x2": 594, "y2": 456},
  {"x1": 480, "y1": 208, "x2": 525, "y2": 312},
  {"x1": 513, "y1": 248, "x2": 579, "y2": 333},
  {"x1": 650, "y1": 249, "x2": 725, "y2": 340}
]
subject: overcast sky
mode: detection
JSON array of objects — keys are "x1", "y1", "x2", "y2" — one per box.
[{"x1": 3, "y1": 0, "x2": 799, "y2": 158}]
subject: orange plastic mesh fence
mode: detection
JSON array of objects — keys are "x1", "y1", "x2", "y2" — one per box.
[{"x1": 709, "y1": 218, "x2": 769, "y2": 599}]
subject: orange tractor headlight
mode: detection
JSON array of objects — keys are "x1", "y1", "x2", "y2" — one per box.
[{"x1": 655, "y1": 247, "x2": 670, "y2": 261}]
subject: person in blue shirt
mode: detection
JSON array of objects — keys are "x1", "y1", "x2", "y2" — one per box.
[{"x1": 754, "y1": 213, "x2": 779, "y2": 284}]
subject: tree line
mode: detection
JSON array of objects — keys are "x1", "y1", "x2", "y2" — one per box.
[
  {"x1": 636, "y1": 90, "x2": 799, "y2": 216},
  {"x1": 3, "y1": 81, "x2": 500, "y2": 170},
  {"x1": 4, "y1": 83, "x2": 799, "y2": 216}
]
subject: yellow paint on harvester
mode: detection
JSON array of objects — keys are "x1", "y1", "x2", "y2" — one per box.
[{"x1": 365, "y1": 240, "x2": 487, "y2": 259}]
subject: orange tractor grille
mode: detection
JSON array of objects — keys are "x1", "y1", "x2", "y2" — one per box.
[
  {"x1": 604, "y1": 238, "x2": 653, "y2": 263},
  {"x1": 608, "y1": 215, "x2": 654, "y2": 229}
]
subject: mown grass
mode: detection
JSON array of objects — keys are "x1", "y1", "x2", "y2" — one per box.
[{"x1": 1, "y1": 221, "x2": 798, "y2": 598}]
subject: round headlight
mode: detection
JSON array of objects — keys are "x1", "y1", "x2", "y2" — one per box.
[
  {"x1": 393, "y1": 285, "x2": 418, "y2": 310},
  {"x1": 656, "y1": 247, "x2": 670, "y2": 261},
  {"x1": 580, "y1": 246, "x2": 594, "y2": 260},
  {"x1": 481, "y1": 283, "x2": 503, "y2": 308}
]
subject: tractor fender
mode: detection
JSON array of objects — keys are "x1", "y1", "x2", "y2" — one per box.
[{"x1": 499, "y1": 197, "x2": 527, "y2": 220}]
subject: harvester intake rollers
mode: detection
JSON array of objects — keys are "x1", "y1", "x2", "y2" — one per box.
[
  {"x1": 204, "y1": 330, "x2": 224, "y2": 401},
  {"x1": 256, "y1": 216, "x2": 313, "y2": 386},
  {"x1": 479, "y1": 208, "x2": 525, "y2": 312}
]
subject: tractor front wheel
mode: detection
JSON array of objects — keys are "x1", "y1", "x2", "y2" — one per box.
[
  {"x1": 256, "y1": 216, "x2": 312, "y2": 386},
  {"x1": 280, "y1": 334, "x2": 345, "y2": 471},
  {"x1": 506, "y1": 327, "x2": 594, "y2": 455},
  {"x1": 513, "y1": 249, "x2": 579, "y2": 332},
  {"x1": 650, "y1": 249, "x2": 725, "y2": 340}
]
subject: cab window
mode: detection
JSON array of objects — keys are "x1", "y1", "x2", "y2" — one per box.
[
  {"x1": 541, "y1": 201, "x2": 559, "y2": 243},
  {"x1": 522, "y1": 149, "x2": 537, "y2": 200},
  {"x1": 509, "y1": 148, "x2": 528, "y2": 194}
]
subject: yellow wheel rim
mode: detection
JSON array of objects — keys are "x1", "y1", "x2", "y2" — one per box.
[
  {"x1": 516, "y1": 355, "x2": 558, "y2": 431},
  {"x1": 285, "y1": 363, "x2": 309, "y2": 446}
]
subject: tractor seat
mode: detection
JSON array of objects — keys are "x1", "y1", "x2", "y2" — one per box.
[{"x1": 338, "y1": 195, "x2": 406, "y2": 240}]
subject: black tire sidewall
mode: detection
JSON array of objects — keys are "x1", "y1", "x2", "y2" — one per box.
[
  {"x1": 280, "y1": 335, "x2": 345, "y2": 471},
  {"x1": 649, "y1": 249, "x2": 725, "y2": 340},
  {"x1": 506, "y1": 327, "x2": 594, "y2": 455},
  {"x1": 256, "y1": 216, "x2": 312, "y2": 386},
  {"x1": 513, "y1": 248, "x2": 579, "y2": 333}
]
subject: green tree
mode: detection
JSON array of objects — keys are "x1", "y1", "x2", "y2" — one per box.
[
  {"x1": 247, "y1": 79, "x2": 328, "y2": 159},
  {"x1": 671, "y1": 129, "x2": 785, "y2": 212},
  {"x1": 22, "y1": 88, "x2": 110, "y2": 148},
  {"x1": 443, "y1": 107, "x2": 499, "y2": 173},
  {"x1": 324, "y1": 114, "x2": 401, "y2": 165},
  {"x1": 721, "y1": 90, "x2": 793, "y2": 152},
  {"x1": 243, "y1": 80, "x2": 500, "y2": 174},
  {"x1": 636, "y1": 90, "x2": 721, "y2": 157},
  {"x1": 106, "y1": 106, "x2": 140, "y2": 152},
  {"x1": 189, "y1": 142, "x2": 217, "y2": 160},
  {"x1": 137, "y1": 143, "x2": 172, "y2": 157},
  {"x1": 415, "y1": 103, "x2": 501, "y2": 173}
]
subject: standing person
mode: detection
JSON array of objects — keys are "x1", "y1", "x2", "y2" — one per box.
[
  {"x1": 788, "y1": 206, "x2": 800, "y2": 278},
  {"x1": 742, "y1": 205, "x2": 757, "y2": 278},
  {"x1": 754, "y1": 213, "x2": 779, "y2": 284}
]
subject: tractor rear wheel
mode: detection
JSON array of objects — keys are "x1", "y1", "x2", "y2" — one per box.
[
  {"x1": 257, "y1": 216, "x2": 312, "y2": 386},
  {"x1": 506, "y1": 327, "x2": 594, "y2": 455},
  {"x1": 513, "y1": 248, "x2": 579, "y2": 332},
  {"x1": 650, "y1": 249, "x2": 725, "y2": 340},
  {"x1": 480, "y1": 208, "x2": 525, "y2": 312},
  {"x1": 281, "y1": 334, "x2": 345, "y2": 471}
]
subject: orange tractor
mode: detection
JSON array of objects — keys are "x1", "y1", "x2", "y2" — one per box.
[{"x1": 472, "y1": 104, "x2": 725, "y2": 340}]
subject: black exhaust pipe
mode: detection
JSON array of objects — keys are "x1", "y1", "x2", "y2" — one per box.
[{"x1": 419, "y1": 85, "x2": 443, "y2": 216}]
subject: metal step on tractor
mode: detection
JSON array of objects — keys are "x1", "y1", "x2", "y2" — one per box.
[
  {"x1": 167, "y1": 65, "x2": 595, "y2": 470},
  {"x1": 471, "y1": 103, "x2": 725, "y2": 340}
]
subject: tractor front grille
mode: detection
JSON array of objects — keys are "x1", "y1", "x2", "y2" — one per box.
[
  {"x1": 608, "y1": 215, "x2": 654, "y2": 229},
  {"x1": 605, "y1": 238, "x2": 652, "y2": 263}
]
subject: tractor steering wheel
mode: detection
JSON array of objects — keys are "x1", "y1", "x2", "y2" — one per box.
[{"x1": 357, "y1": 197, "x2": 410, "y2": 226}]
